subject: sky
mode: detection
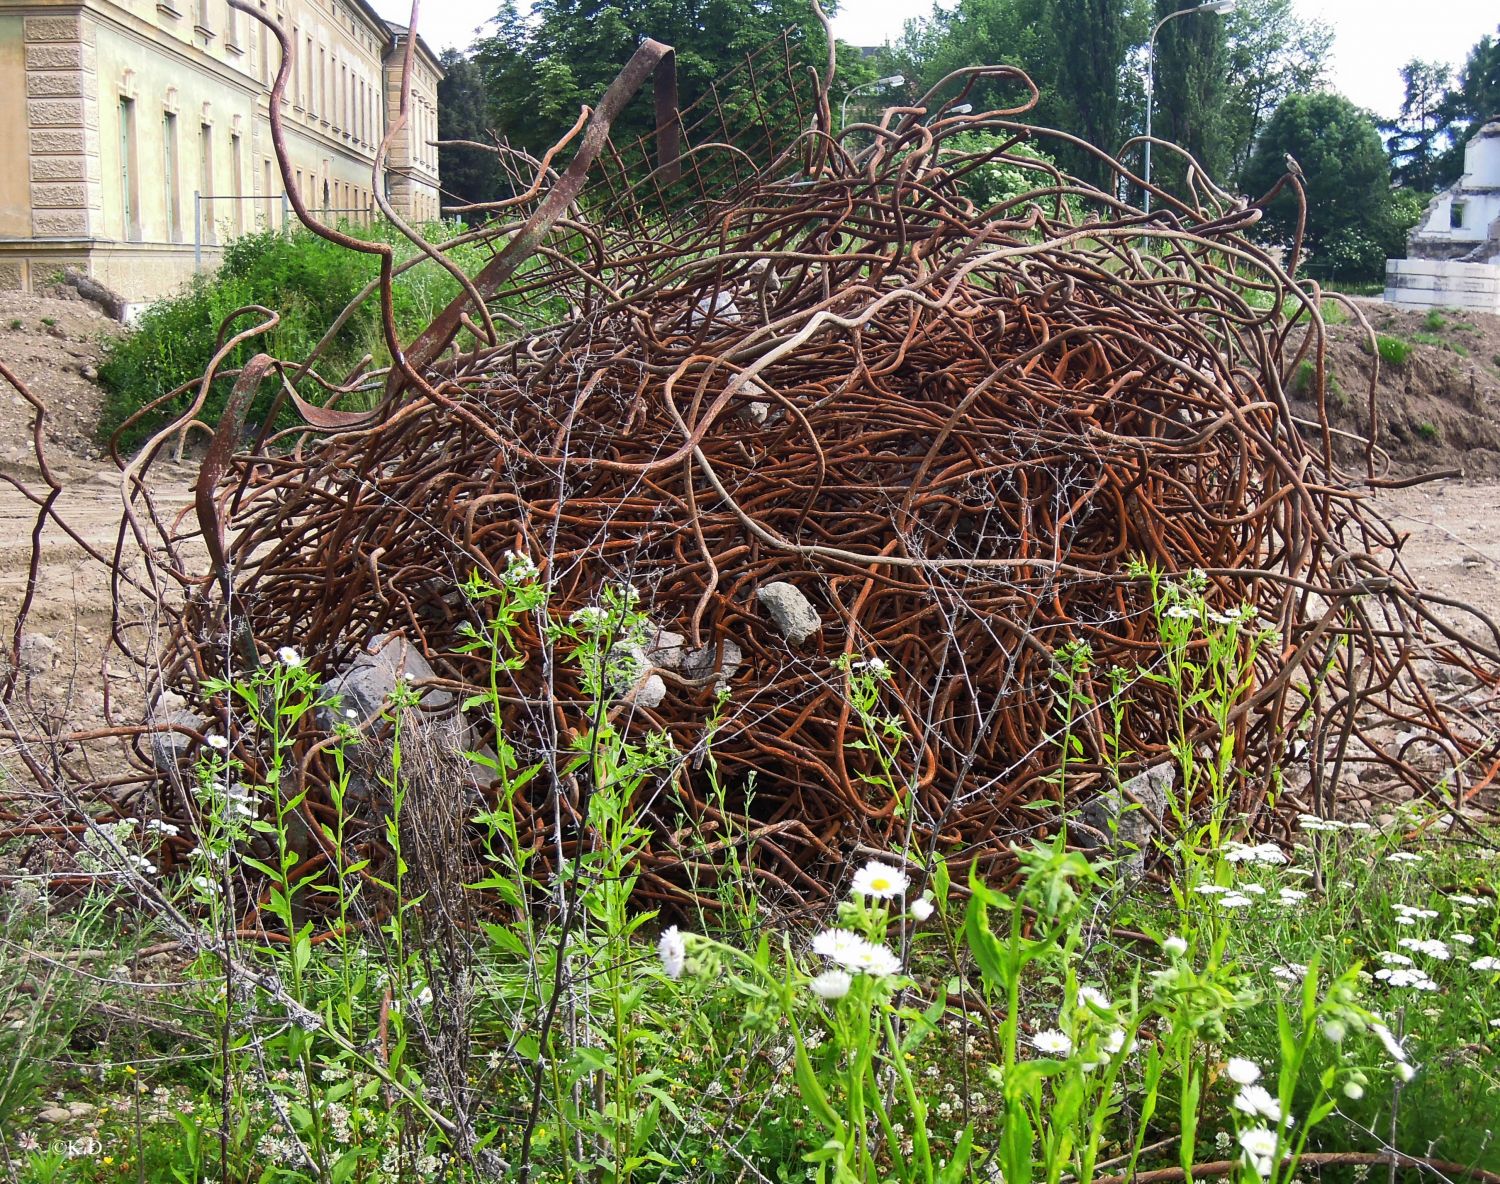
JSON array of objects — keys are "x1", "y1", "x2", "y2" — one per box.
[{"x1": 375, "y1": 0, "x2": 1497, "y2": 122}]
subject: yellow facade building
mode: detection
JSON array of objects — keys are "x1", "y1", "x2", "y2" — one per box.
[{"x1": 0, "y1": 0, "x2": 442, "y2": 301}]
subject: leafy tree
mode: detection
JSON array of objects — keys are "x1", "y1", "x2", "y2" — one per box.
[
  {"x1": 437, "y1": 50, "x2": 507, "y2": 214},
  {"x1": 1381, "y1": 59, "x2": 1459, "y2": 191},
  {"x1": 890, "y1": 0, "x2": 1149, "y2": 186},
  {"x1": 1149, "y1": 0, "x2": 1231, "y2": 186},
  {"x1": 1451, "y1": 26, "x2": 1500, "y2": 133},
  {"x1": 473, "y1": 0, "x2": 871, "y2": 162},
  {"x1": 1241, "y1": 92, "x2": 1398, "y2": 280},
  {"x1": 1219, "y1": 0, "x2": 1331, "y2": 181}
]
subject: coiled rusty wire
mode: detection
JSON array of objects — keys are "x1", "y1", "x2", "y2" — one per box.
[{"x1": 5, "y1": 19, "x2": 1499, "y2": 917}]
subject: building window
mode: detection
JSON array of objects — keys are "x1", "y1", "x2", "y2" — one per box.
[
  {"x1": 119, "y1": 97, "x2": 141, "y2": 241},
  {"x1": 231, "y1": 133, "x2": 244, "y2": 234},
  {"x1": 200, "y1": 122, "x2": 216, "y2": 244},
  {"x1": 264, "y1": 158, "x2": 276, "y2": 227},
  {"x1": 1450, "y1": 201, "x2": 1466, "y2": 230},
  {"x1": 163, "y1": 112, "x2": 182, "y2": 242}
]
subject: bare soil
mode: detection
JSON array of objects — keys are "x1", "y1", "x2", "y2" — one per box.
[{"x1": 1298, "y1": 302, "x2": 1500, "y2": 478}]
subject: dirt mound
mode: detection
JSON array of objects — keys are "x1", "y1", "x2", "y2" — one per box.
[
  {"x1": 0, "y1": 289, "x2": 120, "y2": 479},
  {"x1": 1300, "y1": 304, "x2": 1500, "y2": 477}
]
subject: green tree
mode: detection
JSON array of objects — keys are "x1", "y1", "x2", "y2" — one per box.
[
  {"x1": 1219, "y1": 0, "x2": 1331, "y2": 181},
  {"x1": 1381, "y1": 59, "x2": 1459, "y2": 191},
  {"x1": 1450, "y1": 26, "x2": 1500, "y2": 132},
  {"x1": 473, "y1": 0, "x2": 869, "y2": 161},
  {"x1": 1150, "y1": 0, "x2": 1231, "y2": 186},
  {"x1": 891, "y1": 0, "x2": 1149, "y2": 186},
  {"x1": 437, "y1": 50, "x2": 507, "y2": 214},
  {"x1": 1242, "y1": 92, "x2": 1399, "y2": 280}
]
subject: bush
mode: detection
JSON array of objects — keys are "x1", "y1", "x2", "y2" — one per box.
[{"x1": 97, "y1": 222, "x2": 497, "y2": 453}]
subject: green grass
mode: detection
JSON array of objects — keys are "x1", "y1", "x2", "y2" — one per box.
[
  {"x1": 7, "y1": 318, "x2": 20, "y2": 330},
  {"x1": 1416, "y1": 420, "x2": 1441, "y2": 442},
  {"x1": 1366, "y1": 333, "x2": 1414, "y2": 366}
]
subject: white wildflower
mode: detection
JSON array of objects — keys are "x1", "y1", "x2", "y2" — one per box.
[
  {"x1": 1032, "y1": 1029, "x2": 1072, "y2": 1056},
  {"x1": 277, "y1": 646, "x2": 302, "y2": 666},
  {"x1": 910, "y1": 896, "x2": 935, "y2": 922},
  {"x1": 810, "y1": 970, "x2": 852, "y2": 1000},
  {"x1": 1471, "y1": 956, "x2": 1500, "y2": 971},
  {"x1": 851, "y1": 859, "x2": 909, "y2": 900},
  {"x1": 206, "y1": 734, "x2": 229, "y2": 750},
  {"x1": 1077, "y1": 985, "x2": 1112, "y2": 1012},
  {"x1": 1162, "y1": 935, "x2": 1189, "y2": 956},
  {"x1": 1233, "y1": 1084, "x2": 1288, "y2": 1125},
  {"x1": 658, "y1": 926, "x2": 687, "y2": 979},
  {"x1": 1226, "y1": 1057, "x2": 1261, "y2": 1085}
]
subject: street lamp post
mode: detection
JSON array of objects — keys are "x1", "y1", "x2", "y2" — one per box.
[
  {"x1": 1144, "y1": 0, "x2": 1235, "y2": 212},
  {"x1": 840, "y1": 74, "x2": 905, "y2": 130}
]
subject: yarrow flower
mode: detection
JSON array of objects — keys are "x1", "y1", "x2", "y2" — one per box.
[
  {"x1": 1032, "y1": 1029, "x2": 1072, "y2": 1056},
  {"x1": 1373, "y1": 967, "x2": 1437, "y2": 990},
  {"x1": 1218, "y1": 893, "x2": 1254, "y2": 908},
  {"x1": 1396, "y1": 937, "x2": 1450, "y2": 960},
  {"x1": 1471, "y1": 956, "x2": 1500, "y2": 971},
  {"x1": 1226, "y1": 1057, "x2": 1261, "y2": 1085},
  {"x1": 1270, "y1": 963, "x2": 1308, "y2": 982},
  {"x1": 851, "y1": 860, "x2": 909, "y2": 900},
  {"x1": 658, "y1": 926, "x2": 687, "y2": 979},
  {"x1": 1386, "y1": 852, "x2": 1422, "y2": 864},
  {"x1": 1224, "y1": 841, "x2": 1288, "y2": 865},
  {"x1": 809, "y1": 970, "x2": 852, "y2": 1000}
]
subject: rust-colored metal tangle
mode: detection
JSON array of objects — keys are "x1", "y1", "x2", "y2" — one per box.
[{"x1": 4, "y1": 15, "x2": 1497, "y2": 923}]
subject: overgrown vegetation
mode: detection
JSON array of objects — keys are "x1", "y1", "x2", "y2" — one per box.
[
  {"x1": 5, "y1": 565, "x2": 1496, "y2": 1183},
  {"x1": 96, "y1": 223, "x2": 521, "y2": 452}
]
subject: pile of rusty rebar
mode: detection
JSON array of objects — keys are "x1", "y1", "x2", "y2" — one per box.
[{"x1": 7, "y1": 24, "x2": 1499, "y2": 912}]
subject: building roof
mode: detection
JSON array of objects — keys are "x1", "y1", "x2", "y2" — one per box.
[{"x1": 381, "y1": 19, "x2": 445, "y2": 76}]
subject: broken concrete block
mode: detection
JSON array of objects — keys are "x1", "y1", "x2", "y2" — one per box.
[
  {"x1": 1080, "y1": 762, "x2": 1174, "y2": 878},
  {"x1": 756, "y1": 581, "x2": 822, "y2": 645}
]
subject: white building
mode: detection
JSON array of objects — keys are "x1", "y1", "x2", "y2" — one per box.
[{"x1": 1385, "y1": 119, "x2": 1500, "y2": 313}]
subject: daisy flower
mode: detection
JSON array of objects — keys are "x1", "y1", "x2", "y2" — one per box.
[
  {"x1": 850, "y1": 860, "x2": 909, "y2": 900},
  {"x1": 1032, "y1": 1029, "x2": 1072, "y2": 1056},
  {"x1": 810, "y1": 970, "x2": 852, "y2": 999}
]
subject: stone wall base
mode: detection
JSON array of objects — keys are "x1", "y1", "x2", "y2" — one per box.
[
  {"x1": 0, "y1": 239, "x2": 218, "y2": 304},
  {"x1": 1385, "y1": 258, "x2": 1500, "y2": 314}
]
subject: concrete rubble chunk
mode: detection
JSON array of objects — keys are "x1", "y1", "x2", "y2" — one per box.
[
  {"x1": 648, "y1": 628, "x2": 687, "y2": 671},
  {"x1": 17, "y1": 632, "x2": 57, "y2": 676},
  {"x1": 680, "y1": 637, "x2": 743, "y2": 682},
  {"x1": 756, "y1": 581, "x2": 822, "y2": 645},
  {"x1": 323, "y1": 633, "x2": 455, "y2": 721},
  {"x1": 633, "y1": 674, "x2": 668, "y2": 709},
  {"x1": 1080, "y1": 762, "x2": 1174, "y2": 878}
]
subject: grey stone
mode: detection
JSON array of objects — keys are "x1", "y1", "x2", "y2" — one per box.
[
  {"x1": 633, "y1": 674, "x2": 667, "y2": 710},
  {"x1": 680, "y1": 637, "x2": 743, "y2": 682},
  {"x1": 148, "y1": 708, "x2": 205, "y2": 773},
  {"x1": 756, "y1": 581, "x2": 822, "y2": 645},
  {"x1": 36, "y1": 1106, "x2": 71, "y2": 1125},
  {"x1": 648, "y1": 628, "x2": 687, "y2": 671},
  {"x1": 322, "y1": 633, "x2": 454, "y2": 722},
  {"x1": 17, "y1": 632, "x2": 56, "y2": 676},
  {"x1": 1080, "y1": 762, "x2": 1174, "y2": 878}
]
